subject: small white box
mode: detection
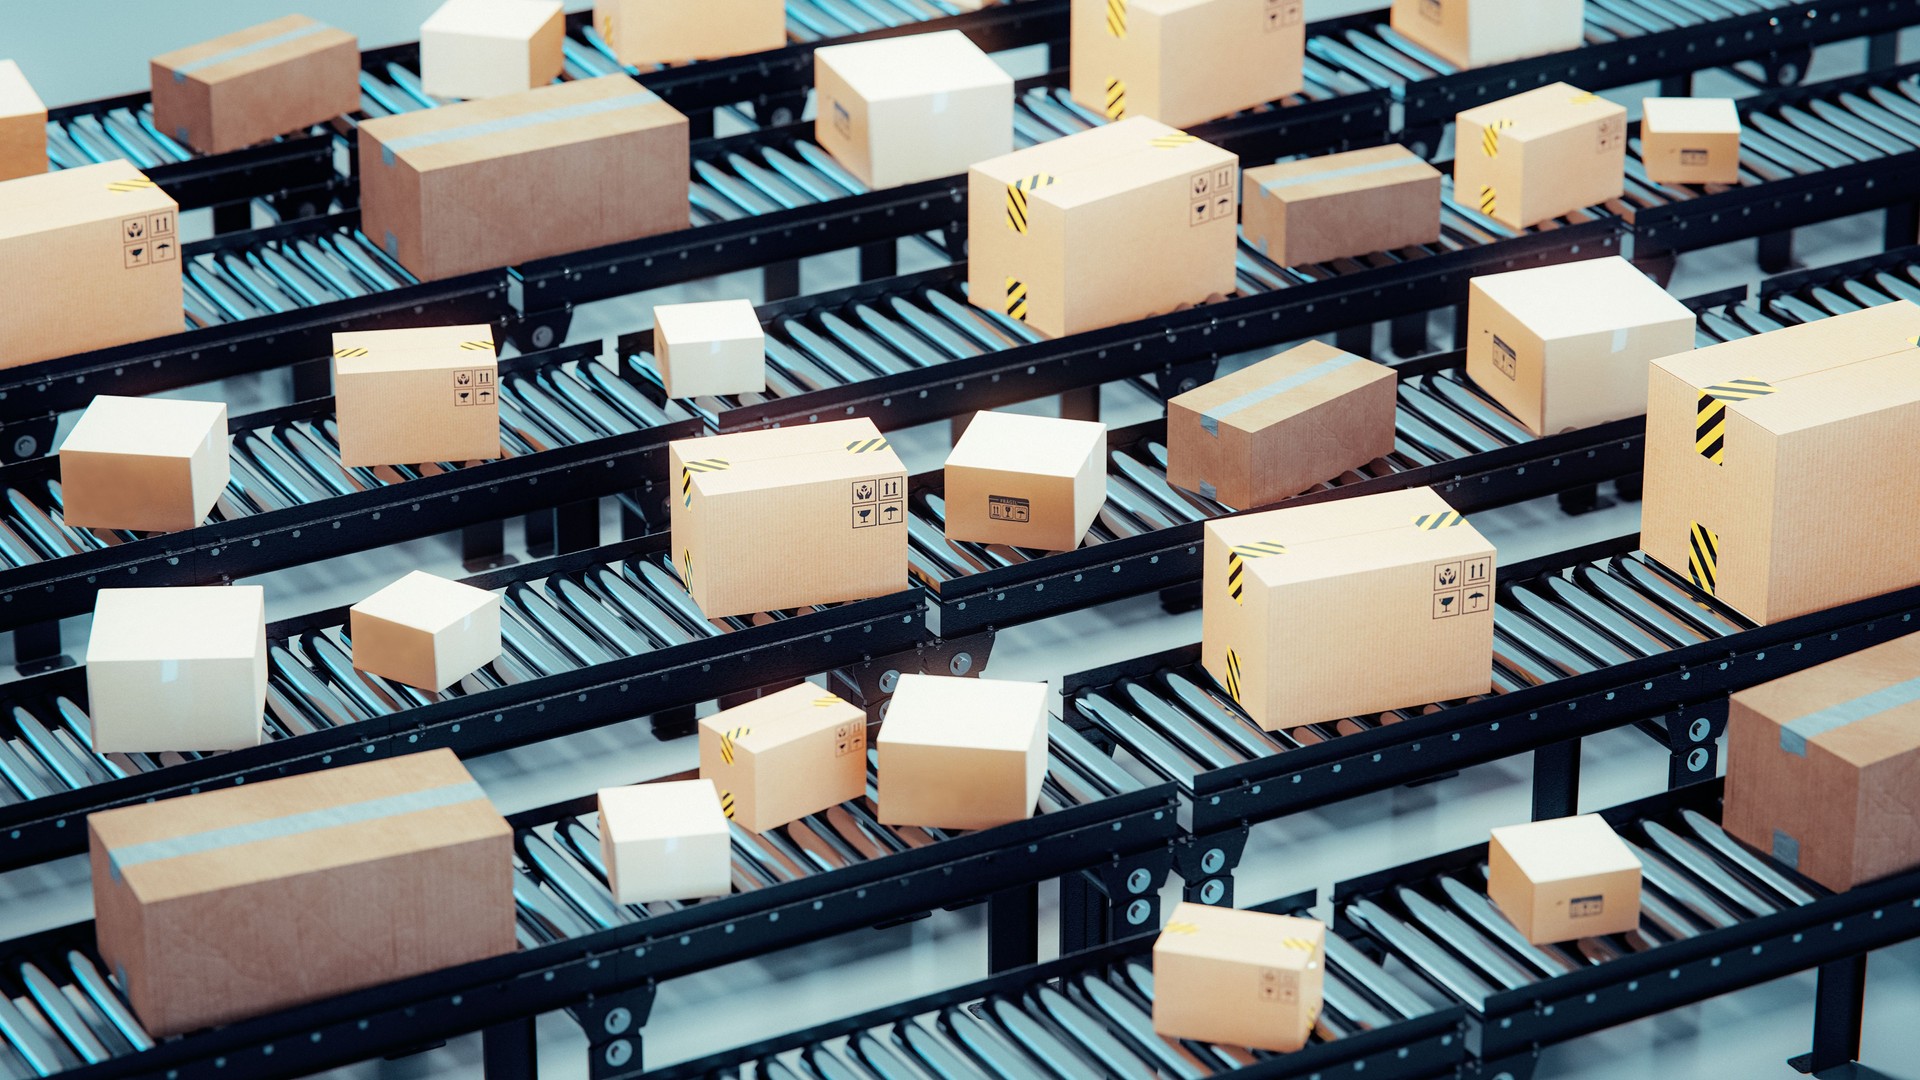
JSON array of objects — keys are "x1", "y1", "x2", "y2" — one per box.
[
  {"x1": 58, "y1": 396, "x2": 229, "y2": 534},
  {"x1": 599, "y1": 780, "x2": 734, "y2": 903},
  {"x1": 815, "y1": 29, "x2": 1015, "y2": 190},
  {"x1": 86, "y1": 586, "x2": 267, "y2": 753},
  {"x1": 350, "y1": 570, "x2": 502, "y2": 691},
  {"x1": 420, "y1": 0, "x2": 566, "y2": 100},
  {"x1": 654, "y1": 299, "x2": 767, "y2": 399},
  {"x1": 877, "y1": 674, "x2": 1048, "y2": 831}
]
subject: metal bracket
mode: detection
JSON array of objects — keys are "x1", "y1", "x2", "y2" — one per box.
[
  {"x1": 1173, "y1": 828, "x2": 1251, "y2": 908},
  {"x1": 1463, "y1": 1051, "x2": 1541, "y2": 1080},
  {"x1": 833, "y1": 629, "x2": 997, "y2": 712},
  {"x1": 1661, "y1": 699, "x2": 1727, "y2": 791},
  {"x1": 569, "y1": 982, "x2": 659, "y2": 1080},
  {"x1": 1059, "y1": 847, "x2": 1175, "y2": 956}
]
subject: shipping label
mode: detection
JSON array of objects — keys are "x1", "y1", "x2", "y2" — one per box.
[
  {"x1": 1681, "y1": 148, "x2": 1709, "y2": 166},
  {"x1": 1491, "y1": 334, "x2": 1518, "y2": 379},
  {"x1": 1264, "y1": 0, "x2": 1303, "y2": 31},
  {"x1": 851, "y1": 475, "x2": 905, "y2": 529},
  {"x1": 1570, "y1": 894, "x2": 1606, "y2": 918},
  {"x1": 988, "y1": 495, "x2": 1031, "y2": 523}
]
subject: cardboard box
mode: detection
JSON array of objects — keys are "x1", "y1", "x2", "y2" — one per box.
[
  {"x1": 1641, "y1": 301, "x2": 1920, "y2": 625},
  {"x1": 1241, "y1": 144, "x2": 1442, "y2": 266},
  {"x1": 1070, "y1": 0, "x2": 1305, "y2": 129},
  {"x1": 815, "y1": 30, "x2": 1014, "y2": 191},
  {"x1": 1454, "y1": 82, "x2": 1626, "y2": 231},
  {"x1": 0, "y1": 160, "x2": 182, "y2": 369},
  {"x1": 351, "y1": 571, "x2": 502, "y2": 691},
  {"x1": 1203, "y1": 487, "x2": 1495, "y2": 730},
  {"x1": 0, "y1": 59, "x2": 47, "y2": 182},
  {"x1": 697, "y1": 682, "x2": 868, "y2": 833},
  {"x1": 1152, "y1": 903, "x2": 1325, "y2": 1052},
  {"x1": 877, "y1": 674, "x2": 1047, "y2": 831},
  {"x1": 332, "y1": 324, "x2": 501, "y2": 467},
  {"x1": 599, "y1": 779, "x2": 732, "y2": 903},
  {"x1": 654, "y1": 299, "x2": 766, "y2": 399},
  {"x1": 1724, "y1": 632, "x2": 1920, "y2": 892},
  {"x1": 969, "y1": 116, "x2": 1238, "y2": 340},
  {"x1": 593, "y1": 0, "x2": 785, "y2": 66},
  {"x1": 943, "y1": 410, "x2": 1107, "y2": 551},
  {"x1": 58, "y1": 396, "x2": 228, "y2": 533},
  {"x1": 150, "y1": 15, "x2": 360, "y2": 155},
  {"x1": 86, "y1": 586, "x2": 266, "y2": 754},
  {"x1": 359, "y1": 75, "x2": 688, "y2": 281},
  {"x1": 670, "y1": 418, "x2": 908, "y2": 619},
  {"x1": 421, "y1": 0, "x2": 565, "y2": 100},
  {"x1": 1489, "y1": 814, "x2": 1642, "y2": 944},
  {"x1": 1388, "y1": 0, "x2": 1584, "y2": 71},
  {"x1": 90, "y1": 749, "x2": 513, "y2": 1037},
  {"x1": 1465, "y1": 255, "x2": 1695, "y2": 436},
  {"x1": 1641, "y1": 96, "x2": 1741, "y2": 186},
  {"x1": 1167, "y1": 341, "x2": 1396, "y2": 509}
]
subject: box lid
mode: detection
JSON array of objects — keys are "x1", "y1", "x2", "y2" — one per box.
[
  {"x1": 655, "y1": 299, "x2": 763, "y2": 347},
  {"x1": 1170, "y1": 341, "x2": 1394, "y2": 438},
  {"x1": 1491, "y1": 814, "x2": 1641, "y2": 882},
  {"x1": 1246, "y1": 143, "x2": 1439, "y2": 205},
  {"x1": 88, "y1": 585, "x2": 264, "y2": 664},
  {"x1": 879, "y1": 674, "x2": 1046, "y2": 753},
  {"x1": 699, "y1": 682, "x2": 862, "y2": 754},
  {"x1": 816, "y1": 29, "x2": 1013, "y2": 101},
  {"x1": 970, "y1": 116, "x2": 1235, "y2": 212},
  {"x1": 0, "y1": 160, "x2": 175, "y2": 240},
  {"x1": 1643, "y1": 96, "x2": 1740, "y2": 135},
  {"x1": 946, "y1": 410, "x2": 1105, "y2": 478},
  {"x1": 353, "y1": 570, "x2": 498, "y2": 634},
  {"x1": 360, "y1": 75, "x2": 684, "y2": 173},
  {"x1": 1471, "y1": 256, "x2": 1693, "y2": 342},
  {"x1": 59, "y1": 395, "x2": 224, "y2": 459},
  {"x1": 673, "y1": 418, "x2": 904, "y2": 494},
  {"x1": 599, "y1": 779, "x2": 730, "y2": 843},
  {"x1": 1153, "y1": 902, "x2": 1324, "y2": 970},
  {"x1": 423, "y1": 0, "x2": 563, "y2": 39},
  {"x1": 152, "y1": 15, "x2": 355, "y2": 86},
  {"x1": 1207, "y1": 488, "x2": 1492, "y2": 585},
  {"x1": 0, "y1": 59, "x2": 45, "y2": 118},
  {"x1": 1733, "y1": 632, "x2": 1920, "y2": 767},
  {"x1": 332, "y1": 324, "x2": 497, "y2": 374},
  {"x1": 1457, "y1": 82, "x2": 1624, "y2": 141}
]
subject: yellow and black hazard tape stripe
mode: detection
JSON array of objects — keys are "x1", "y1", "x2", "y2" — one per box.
[
  {"x1": 1281, "y1": 936, "x2": 1319, "y2": 954},
  {"x1": 718, "y1": 789, "x2": 735, "y2": 820},
  {"x1": 1225, "y1": 541, "x2": 1287, "y2": 604},
  {"x1": 1005, "y1": 173, "x2": 1054, "y2": 234},
  {"x1": 1223, "y1": 647, "x2": 1243, "y2": 703},
  {"x1": 1150, "y1": 132, "x2": 1198, "y2": 149},
  {"x1": 1688, "y1": 521, "x2": 1718, "y2": 596},
  {"x1": 1569, "y1": 91, "x2": 1600, "y2": 105},
  {"x1": 681, "y1": 549, "x2": 694, "y2": 592},
  {"x1": 1695, "y1": 379, "x2": 1774, "y2": 464},
  {"x1": 845, "y1": 437, "x2": 890, "y2": 454},
  {"x1": 1106, "y1": 0, "x2": 1127, "y2": 37},
  {"x1": 1104, "y1": 78, "x2": 1126, "y2": 120},
  {"x1": 718, "y1": 726, "x2": 752, "y2": 765},
  {"x1": 1413, "y1": 510, "x2": 1464, "y2": 531},
  {"x1": 333, "y1": 346, "x2": 369, "y2": 359},
  {"x1": 1162, "y1": 920, "x2": 1199, "y2": 935},
  {"x1": 460, "y1": 340, "x2": 492, "y2": 351},
  {"x1": 679, "y1": 457, "x2": 730, "y2": 506},
  {"x1": 1005, "y1": 277, "x2": 1029, "y2": 322},
  {"x1": 106, "y1": 177, "x2": 158, "y2": 193},
  {"x1": 1478, "y1": 185, "x2": 1498, "y2": 217},
  {"x1": 814, "y1": 695, "x2": 841, "y2": 708},
  {"x1": 1481, "y1": 118, "x2": 1513, "y2": 158}
]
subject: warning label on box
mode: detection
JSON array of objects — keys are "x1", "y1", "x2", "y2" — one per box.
[
  {"x1": 1492, "y1": 334, "x2": 1518, "y2": 379},
  {"x1": 1264, "y1": 0, "x2": 1303, "y2": 30},
  {"x1": 851, "y1": 476, "x2": 906, "y2": 528},
  {"x1": 1570, "y1": 894, "x2": 1606, "y2": 918},
  {"x1": 989, "y1": 495, "x2": 1031, "y2": 523},
  {"x1": 1597, "y1": 115, "x2": 1625, "y2": 155}
]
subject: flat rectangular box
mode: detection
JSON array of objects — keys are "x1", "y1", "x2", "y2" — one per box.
[
  {"x1": 1241, "y1": 144, "x2": 1441, "y2": 267},
  {"x1": 593, "y1": 0, "x2": 785, "y2": 66},
  {"x1": 816, "y1": 30, "x2": 1014, "y2": 191},
  {"x1": 599, "y1": 779, "x2": 732, "y2": 903},
  {"x1": 1153, "y1": 903, "x2": 1325, "y2": 1052},
  {"x1": 1071, "y1": 0, "x2": 1305, "y2": 129},
  {"x1": 1641, "y1": 96, "x2": 1741, "y2": 186},
  {"x1": 90, "y1": 749, "x2": 513, "y2": 1036},
  {"x1": 1389, "y1": 0, "x2": 1584, "y2": 71},
  {"x1": 943, "y1": 410, "x2": 1107, "y2": 551},
  {"x1": 150, "y1": 15, "x2": 360, "y2": 154},
  {"x1": 698, "y1": 682, "x2": 868, "y2": 833},
  {"x1": 969, "y1": 116, "x2": 1238, "y2": 340},
  {"x1": 1488, "y1": 814, "x2": 1642, "y2": 944},
  {"x1": 420, "y1": 0, "x2": 565, "y2": 100},
  {"x1": 332, "y1": 324, "x2": 501, "y2": 466},
  {"x1": 671, "y1": 418, "x2": 908, "y2": 619},
  {"x1": 1641, "y1": 301, "x2": 1920, "y2": 624},
  {"x1": 877, "y1": 674, "x2": 1047, "y2": 831},
  {"x1": 87, "y1": 585, "x2": 266, "y2": 754},
  {"x1": 359, "y1": 75, "x2": 688, "y2": 281},
  {"x1": 351, "y1": 571, "x2": 502, "y2": 691},
  {"x1": 654, "y1": 299, "x2": 766, "y2": 399},
  {"x1": 1167, "y1": 341, "x2": 1396, "y2": 510},
  {"x1": 1203, "y1": 487, "x2": 1495, "y2": 730},
  {"x1": 0, "y1": 59, "x2": 48, "y2": 181},
  {"x1": 1454, "y1": 82, "x2": 1626, "y2": 231},
  {"x1": 1724, "y1": 631, "x2": 1920, "y2": 892},
  {"x1": 0, "y1": 160, "x2": 182, "y2": 369},
  {"x1": 59, "y1": 396, "x2": 228, "y2": 533},
  {"x1": 1465, "y1": 255, "x2": 1695, "y2": 436}
]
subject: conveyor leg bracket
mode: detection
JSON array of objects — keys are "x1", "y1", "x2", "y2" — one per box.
[
  {"x1": 1174, "y1": 828, "x2": 1250, "y2": 908},
  {"x1": 1058, "y1": 849, "x2": 1174, "y2": 956},
  {"x1": 834, "y1": 631, "x2": 996, "y2": 713},
  {"x1": 569, "y1": 982, "x2": 658, "y2": 1080}
]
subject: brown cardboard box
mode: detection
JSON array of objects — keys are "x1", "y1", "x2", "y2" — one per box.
[
  {"x1": 698, "y1": 682, "x2": 867, "y2": 833},
  {"x1": 1454, "y1": 82, "x2": 1626, "y2": 230},
  {"x1": 420, "y1": 0, "x2": 565, "y2": 100},
  {"x1": 1388, "y1": 0, "x2": 1584, "y2": 70},
  {"x1": 1488, "y1": 815, "x2": 1642, "y2": 943},
  {"x1": 1465, "y1": 255, "x2": 1695, "y2": 436},
  {"x1": 1241, "y1": 144, "x2": 1442, "y2": 266},
  {"x1": 599, "y1": 779, "x2": 733, "y2": 903},
  {"x1": 351, "y1": 571, "x2": 502, "y2": 691},
  {"x1": 86, "y1": 586, "x2": 266, "y2": 754},
  {"x1": 59, "y1": 396, "x2": 229, "y2": 533},
  {"x1": 593, "y1": 0, "x2": 785, "y2": 66},
  {"x1": 1166, "y1": 341, "x2": 1396, "y2": 509},
  {"x1": 1203, "y1": 487, "x2": 1495, "y2": 730},
  {"x1": 359, "y1": 75, "x2": 688, "y2": 281},
  {"x1": 0, "y1": 60, "x2": 47, "y2": 181},
  {"x1": 877, "y1": 674, "x2": 1047, "y2": 831},
  {"x1": 654, "y1": 299, "x2": 766, "y2": 399},
  {"x1": 943, "y1": 410, "x2": 1107, "y2": 551},
  {"x1": 150, "y1": 15, "x2": 360, "y2": 155},
  {"x1": 1641, "y1": 301, "x2": 1920, "y2": 625},
  {"x1": 332, "y1": 324, "x2": 501, "y2": 466},
  {"x1": 815, "y1": 30, "x2": 1014, "y2": 190},
  {"x1": 1641, "y1": 96, "x2": 1741, "y2": 186},
  {"x1": 1723, "y1": 632, "x2": 1920, "y2": 892},
  {"x1": 1153, "y1": 903, "x2": 1325, "y2": 1051},
  {"x1": 0, "y1": 160, "x2": 182, "y2": 369},
  {"x1": 1070, "y1": 0, "x2": 1304, "y2": 129},
  {"x1": 90, "y1": 748, "x2": 512, "y2": 1036},
  {"x1": 968, "y1": 116, "x2": 1238, "y2": 340},
  {"x1": 671, "y1": 418, "x2": 908, "y2": 619}
]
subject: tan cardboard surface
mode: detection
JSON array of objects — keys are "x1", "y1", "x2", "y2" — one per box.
[
  {"x1": 1642, "y1": 96, "x2": 1742, "y2": 185},
  {"x1": 0, "y1": 59, "x2": 48, "y2": 181},
  {"x1": 333, "y1": 324, "x2": 501, "y2": 466},
  {"x1": 1388, "y1": 0, "x2": 1583, "y2": 69},
  {"x1": 1454, "y1": 82, "x2": 1626, "y2": 230},
  {"x1": 351, "y1": 570, "x2": 502, "y2": 691},
  {"x1": 943, "y1": 410, "x2": 1107, "y2": 550},
  {"x1": 1070, "y1": 0, "x2": 1304, "y2": 129},
  {"x1": 1152, "y1": 902, "x2": 1325, "y2": 1051},
  {"x1": 150, "y1": 15, "x2": 360, "y2": 154},
  {"x1": 698, "y1": 683, "x2": 868, "y2": 832},
  {"x1": 1489, "y1": 814, "x2": 1642, "y2": 943},
  {"x1": 1241, "y1": 143, "x2": 1441, "y2": 266},
  {"x1": 58, "y1": 395, "x2": 228, "y2": 532},
  {"x1": 877, "y1": 674, "x2": 1047, "y2": 830},
  {"x1": 594, "y1": 0, "x2": 785, "y2": 65},
  {"x1": 815, "y1": 30, "x2": 1014, "y2": 190}
]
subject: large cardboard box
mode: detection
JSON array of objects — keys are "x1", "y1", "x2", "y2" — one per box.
[
  {"x1": 1203, "y1": 488, "x2": 1495, "y2": 729},
  {"x1": 671, "y1": 419, "x2": 908, "y2": 618},
  {"x1": 1465, "y1": 255, "x2": 1695, "y2": 436},
  {"x1": 1454, "y1": 82, "x2": 1625, "y2": 231},
  {"x1": 593, "y1": 0, "x2": 785, "y2": 66},
  {"x1": 943, "y1": 410, "x2": 1107, "y2": 551},
  {"x1": 654, "y1": 299, "x2": 766, "y2": 399},
  {"x1": 1724, "y1": 632, "x2": 1920, "y2": 892},
  {"x1": 1488, "y1": 814, "x2": 1642, "y2": 944},
  {"x1": 698, "y1": 682, "x2": 868, "y2": 833},
  {"x1": 1152, "y1": 903, "x2": 1325, "y2": 1052},
  {"x1": 87, "y1": 586, "x2": 266, "y2": 754},
  {"x1": 1166, "y1": 341, "x2": 1396, "y2": 509},
  {"x1": 0, "y1": 160, "x2": 182, "y2": 369},
  {"x1": 420, "y1": 0, "x2": 565, "y2": 100},
  {"x1": 969, "y1": 116, "x2": 1238, "y2": 340},
  {"x1": 877, "y1": 674, "x2": 1047, "y2": 831},
  {"x1": 59, "y1": 396, "x2": 228, "y2": 533},
  {"x1": 1070, "y1": 0, "x2": 1305, "y2": 129},
  {"x1": 0, "y1": 60, "x2": 47, "y2": 182},
  {"x1": 815, "y1": 30, "x2": 1014, "y2": 191},
  {"x1": 1641, "y1": 96, "x2": 1741, "y2": 187},
  {"x1": 1641, "y1": 301, "x2": 1920, "y2": 625},
  {"x1": 599, "y1": 779, "x2": 733, "y2": 903},
  {"x1": 351, "y1": 571, "x2": 502, "y2": 691},
  {"x1": 1241, "y1": 144, "x2": 1442, "y2": 267},
  {"x1": 150, "y1": 15, "x2": 360, "y2": 155},
  {"x1": 359, "y1": 75, "x2": 688, "y2": 281},
  {"x1": 90, "y1": 749, "x2": 513, "y2": 1037},
  {"x1": 332, "y1": 324, "x2": 501, "y2": 466},
  {"x1": 1388, "y1": 0, "x2": 1585, "y2": 71}
]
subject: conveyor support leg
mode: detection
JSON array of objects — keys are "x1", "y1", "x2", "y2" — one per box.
[
  {"x1": 1058, "y1": 849, "x2": 1174, "y2": 956},
  {"x1": 571, "y1": 983, "x2": 658, "y2": 1080},
  {"x1": 988, "y1": 882, "x2": 1041, "y2": 973},
  {"x1": 1530, "y1": 739, "x2": 1580, "y2": 820},
  {"x1": 1175, "y1": 829, "x2": 1249, "y2": 908},
  {"x1": 482, "y1": 1016, "x2": 538, "y2": 1079},
  {"x1": 1791, "y1": 954, "x2": 1867, "y2": 1074}
]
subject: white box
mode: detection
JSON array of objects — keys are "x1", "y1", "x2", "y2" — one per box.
[
  {"x1": 420, "y1": 0, "x2": 566, "y2": 100},
  {"x1": 815, "y1": 30, "x2": 1015, "y2": 190},
  {"x1": 877, "y1": 674, "x2": 1048, "y2": 830},
  {"x1": 1389, "y1": 0, "x2": 1585, "y2": 70},
  {"x1": 599, "y1": 780, "x2": 733, "y2": 903},
  {"x1": 350, "y1": 570, "x2": 502, "y2": 691},
  {"x1": 654, "y1": 299, "x2": 766, "y2": 399},
  {"x1": 86, "y1": 586, "x2": 267, "y2": 753},
  {"x1": 58, "y1": 396, "x2": 229, "y2": 534}
]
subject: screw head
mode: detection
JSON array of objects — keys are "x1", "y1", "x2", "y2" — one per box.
[
  {"x1": 602, "y1": 1007, "x2": 632, "y2": 1035},
  {"x1": 771, "y1": 107, "x2": 795, "y2": 126},
  {"x1": 1687, "y1": 747, "x2": 1710, "y2": 772},
  {"x1": 531, "y1": 325, "x2": 557, "y2": 349},
  {"x1": 1688, "y1": 717, "x2": 1711, "y2": 742},
  {"x1": 949, "y1": 652, "x2": 973, "y2": 676},
  {"x1": 11, "y1": 435, "x2": 36, "y2": 459},
  {"x1": 1200, "y1": 848, "x2": 1225, "y2": 874},
  {"x1": 877, "y1": 669, "x2": 900, "y2": 694},
  {"x1": 1199, "y1": 879, "x2": 1225, "y2": 904},
  {"x1": 1127, "y1": 868, "x2": 1152, "y2": 894},
  {"x1": 604, "y1": 1039, "x2": 633, "y2": 1067},
  {"x1": 1126, "y1": 899, "x2": 1151, "y2": 925}
]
